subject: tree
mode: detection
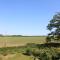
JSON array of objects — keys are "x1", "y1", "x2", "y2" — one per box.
[{"x1": 46, "y1": 12, "x2": 60, "y2": 42}]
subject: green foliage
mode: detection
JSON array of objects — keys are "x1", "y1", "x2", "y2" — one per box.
[
  {"x1": 38, "y1": 52, "x2": 49, "y2": 60},
  {"x1": 47, "y1": 12, "x2": 60, "y2": 42},
  {"x1": 0, "y1": 43, "x2": 59, "y2": 60},
  {"x1": 23, "y1": 47, "x2": 32, "y2": 56},
  {"x1": 52, "y1": 53, "x2": 60, "y2": 60},
  {"x1": 23, "y1": 43, "x2": 60, "y2": 60}
]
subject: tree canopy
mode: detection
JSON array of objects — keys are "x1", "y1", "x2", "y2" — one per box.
[{"x1": 46, "y1": 12, "x2": 60, "y2": 42}]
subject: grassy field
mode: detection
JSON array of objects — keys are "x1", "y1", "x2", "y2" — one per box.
[
  {"x1": 0, "y1": 36, "x2": 46, "y2": 60},
  {"x1": 0, "y1": 53, "x2": 33, "y2": 60},
  {"x1": 0, "y1": 36, "x2": 46, "y2": 47},
  {"x1": 0, "y1": 36, "x2": 59, "y2": 60}
]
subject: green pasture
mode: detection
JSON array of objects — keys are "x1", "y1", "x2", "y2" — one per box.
[
  {"x1": 0, "y1": 36, "x2": 46, "y2": 60},
  {"x1": 0, "y1": 36, "x2": 59, "y2": 60}
]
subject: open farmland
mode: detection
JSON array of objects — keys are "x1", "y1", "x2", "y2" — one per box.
[
  {"x1": 0, "y1": 36, "x2": 46, "y2": 60},
  {"x1": 0, "y1": 36, "x2": 46, "y2": 47},
  {"x1": 0, "y1": 36, "x2": 60, "y2": 60}
]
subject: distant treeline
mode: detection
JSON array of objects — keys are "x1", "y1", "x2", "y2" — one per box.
[
  {"x1": 0, "y1": 34, "x2": 22, "y2": 37},
  {"x1": 0, "y1": 34, "x2": 46, "y2": 37}
]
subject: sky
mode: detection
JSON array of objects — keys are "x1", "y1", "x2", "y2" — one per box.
[{"x1": 0, "y1": 0, "x2": 60, "y2": 35}]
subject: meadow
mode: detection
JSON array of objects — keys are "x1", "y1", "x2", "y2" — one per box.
[
  {"x1": 0, "y1": 36, "x2": 60, "y2": 60},
  {"x1": 0, "y1": 36, "x2": 46, "y2": 47},
  {"x1": 0, "y1": 36, "x2": 46, "y2": 60}
]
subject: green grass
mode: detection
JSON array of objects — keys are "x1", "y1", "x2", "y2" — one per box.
[
  {"x1": 7, "y1": 53, "x2": 33, "y2": 60},
  {"x1": 0, "y1": 53, "x2": 33, "y2": 60},
  {"x1": 0, "y1": 36, "x2": 46, "y2": 60},
  {"x1": 0, "y1": 47, "x2": 60, "y2": 60},
  {"x1": 0, "y1": 36, "x2": 60, "y2": 60}
]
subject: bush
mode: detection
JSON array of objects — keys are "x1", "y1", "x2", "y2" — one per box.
[{"x1": 23, "y1": 47, "x2": 32, "y2": 56}]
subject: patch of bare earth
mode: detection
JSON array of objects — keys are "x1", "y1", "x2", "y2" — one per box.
[{"x1": 1, "y1": 54, "x2": 16, "y2": 60}]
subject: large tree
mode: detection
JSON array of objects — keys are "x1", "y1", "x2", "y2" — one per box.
[{"x1": 46, "y1": 12, "x2": 60, "y2": 43}]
